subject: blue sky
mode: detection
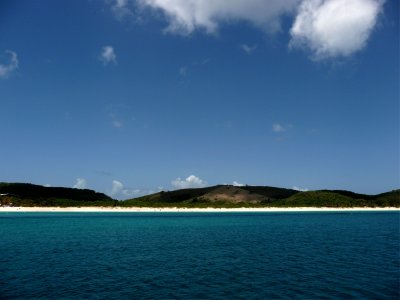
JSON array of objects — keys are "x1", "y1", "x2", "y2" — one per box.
[{"x1": 0, "y1": 0, "x2": 398, "y2": 198}]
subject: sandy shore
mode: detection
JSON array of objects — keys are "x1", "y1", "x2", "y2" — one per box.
[{"x1": 0, "y1": 206, "x2": 398, "y2": 212}]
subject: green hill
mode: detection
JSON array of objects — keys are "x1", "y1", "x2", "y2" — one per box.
[
  {"x1": 1, "y1": 182, "x2": 399, "y2": 208},
  {"x1": 120, "y1": 185, "x2": 299, "y2": 208},
  {"x1": 0, "y1": 183, "x2": 116, "y2": 207},
  {"x1": 121, "y1": 186, "x2": 399, "y2": 208},
  {"x1": 374, "y1": 190, "x2": 400, "y2": 207},
  {"x1": 274, "y1": 191, "x2": 363, "y2": 207}
]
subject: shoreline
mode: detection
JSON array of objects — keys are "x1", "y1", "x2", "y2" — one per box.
[{"x1": 0, "y1": 206, "x2": 399, "y2": 213}]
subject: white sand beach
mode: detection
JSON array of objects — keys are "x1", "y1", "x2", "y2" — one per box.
[{"x1": 0, "y1": 206, "x2": 398, "y2": 212}]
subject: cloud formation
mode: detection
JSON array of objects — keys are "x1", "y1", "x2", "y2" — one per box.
[
  {"x1": 272, "y1": 123, "x2": 286, "y2": 133},
  {"x1": 110, "y1": 0, "x2": 384, "y2": 60},
  {"x1": 106, "y1": 104, "x2": 133, "y2": 129},
  {"x1": 111, "y1": 0, "x2": 134, "y2": 20},
  {"x1": 73, "y1": 178, "x2": 87, "y2": 189},
  {"x1": 137, "y1": 0, "x2": 301, "y2": 35},
  {"x1": 111, "y1": 180, "x2": 124, "y2": 196},
  {"x1": 112, "y1": 120, "x2": 124, "y2": 128},
  {"x1": 0, "y1": 50, "x2": 18, "y2": 79},
  {"x1": 293, "y1": 186, "x2": 309, "y2": 191},
  {"x1": 241, "y1": 44, "x2": 257, "y2": 54},
  {"x1": 121, "y1": 188, "x2": 142, "y2": 197},
  {"x1": 171, "y1": 175, "x2": 207, "y2": 189},
  {"x1": 110, "y1": 179, "x2": 142, "y2": 198},
  {"x1": 100, "y1": 46, "x2": 117, "y2": 65},
  {"x1": 290, "y1": 0, "x2": 384, "y2": 59},
  {"x1": 233, "y1": 181, "x2": 245, "y2": 187}
]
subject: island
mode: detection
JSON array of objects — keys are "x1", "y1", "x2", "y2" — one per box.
[{"x1": 0, "y1": 182, "x2": 399, "y2": 211}]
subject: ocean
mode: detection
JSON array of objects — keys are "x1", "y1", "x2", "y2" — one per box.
[{"x1": 0, "y1": 212, "x2": 399, "y2": 299}]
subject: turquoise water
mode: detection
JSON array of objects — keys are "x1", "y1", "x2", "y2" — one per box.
[{"x1": 0, "y1": 212, "x2": 399, "y2": 299}]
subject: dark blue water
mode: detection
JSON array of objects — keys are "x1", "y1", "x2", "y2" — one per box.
[{"x1": 0, "y1": 212, "x2": 399, "y2": 299}]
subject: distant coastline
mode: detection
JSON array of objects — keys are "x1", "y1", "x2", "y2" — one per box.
[
  {"x1": 1, "y1": 206, "x2": 399, "y2": 213},
  {"x1": 1, "y1": 182, "x2": 399, "y2": 209}
]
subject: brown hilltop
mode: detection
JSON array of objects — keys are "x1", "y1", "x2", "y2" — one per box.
[{"x1": 199, "y1": 185, "x2": 266, "y2": 204}]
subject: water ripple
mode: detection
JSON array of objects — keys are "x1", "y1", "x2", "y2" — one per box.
[{"x1": 0, "y1": 212, "x2": 399, "y2": 299}]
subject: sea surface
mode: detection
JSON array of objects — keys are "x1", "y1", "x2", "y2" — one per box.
[{"x1": 0, "y1": 212, "x2": 399, "y2": 299}]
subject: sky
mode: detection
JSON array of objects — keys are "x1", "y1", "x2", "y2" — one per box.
[{"x1": 0, "y1": 0, "x2": 398, "y2": 199}]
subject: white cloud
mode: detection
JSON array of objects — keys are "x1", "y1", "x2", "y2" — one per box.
[
  {"x1": 241, "y1": 44, "x2": 257, "y2": 54},
  {"x1": 178, "y1": 59, "x2": 209, "y2": 77},
  {"x1": 122, "y1": 189, "x2": 141, "y2": 197},
  {"x1": 73, "y1": 178, "x2": 87, "y2": 189},
  {"x1": 0, "y1": 50, "x2": 18, "y2": 79},
  {"x1": 106, "y1": 104, "x2": 132, "y2": 128},
  {"x1": 137, "y1": 0, "x2": 301, "y2": 35},
  {"x1": 171, "y1": 175, "x2": 207, "y2": 189},
  {"x1": 290, "y1": 0, "x2": 384, "y2": 59},
  {"x1": 272, "y1": 123, "x2": 286, "y2": 132},
  {"x1": 44, "y1": 184, "x2": 52, "y2": 187},
  {"x1": 111, "y1": 0, "x2": 134, "y2": 20},
  {"x1": 100, "y1": 46, "x2": 117, "y2": 65},
  {"x1": 108, "y1": 0, "x2": 382, "y2": 60},
  {"x1": 293, "y1": 186, "x2": 309, "y2": 192},
  {"x1": 111, "y1": 180, "x2": 124, "y2": 196},
  {"x1": 110, "y1": 179, "x2": 143, "y2": 198},
  {"x1": 233, "y1": 181, "x2": 245, "y2": 187},
  {"x1": 112, "y1": 120, "x2": 124, "y2": 128}
]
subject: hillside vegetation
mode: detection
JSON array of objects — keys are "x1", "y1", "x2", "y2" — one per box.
[
  {"x1": 121, "y1": 185, "x2": 399, "y2": 208},
  {"x1": 120, "y1": 185, "x2": 299, "y2": 208},
  {"x1": 0, "y1": 182, "x2": 399, "y2": 208},
  {"x1": 0, "y1": 183, "x2": 116, "y2": 207}
]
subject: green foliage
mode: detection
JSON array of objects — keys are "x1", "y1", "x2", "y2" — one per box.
[
  {"x1": 1, "y1": 182, "x2": 399, "y2": 208},
  {"x1": 271, "y1": 190, "x2": 400, "y2": 207},
  {"x1": 119, "y1": 188, "x2": 400, "y2": 208},
  {"x1": 374, "y1": 190, "x2": 400, "y2": 207},
  {"x1": 273, "y1": 191, "x2": 362, "y2": 207},
  {"x1": 241, "y1": 186, "x2": 298, "y2": 199},
  {"x1": 0, "y1": 182, "x2": 112, "y2": 202},
  {"x1": 0, "y1": 182, "x2": 115, "y2": 207}
]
